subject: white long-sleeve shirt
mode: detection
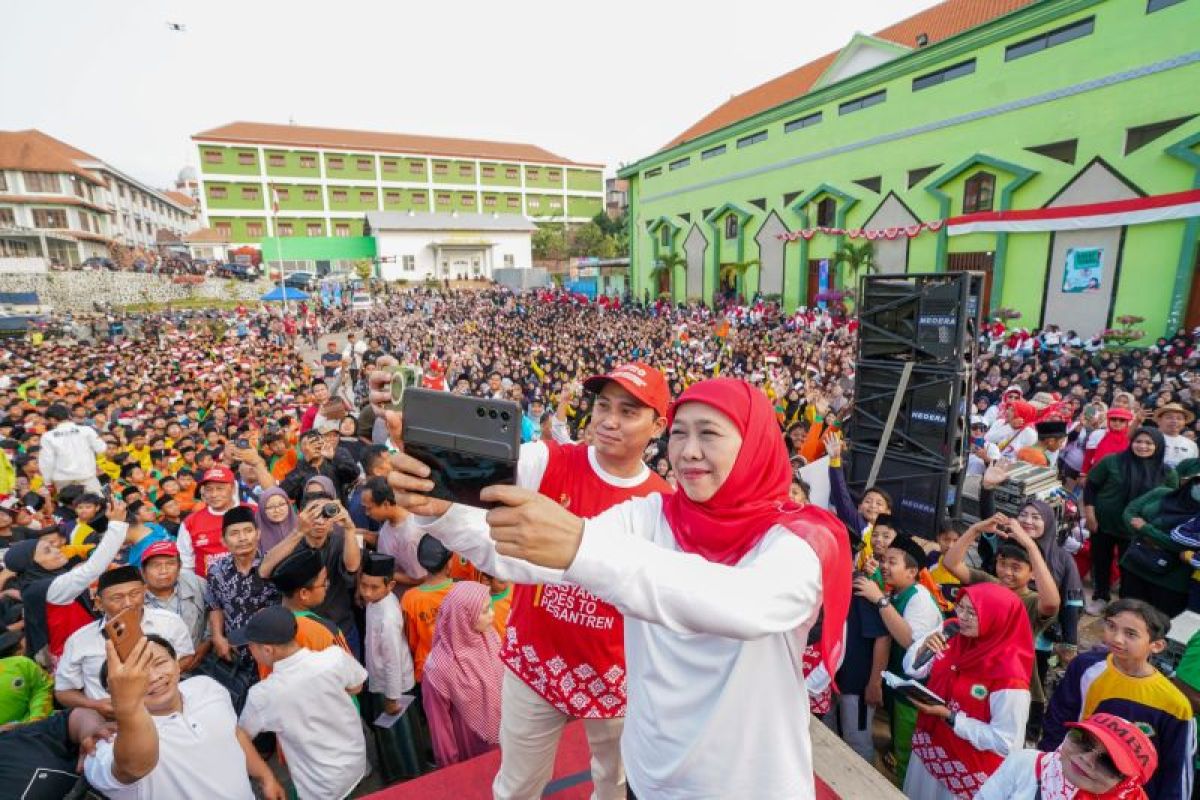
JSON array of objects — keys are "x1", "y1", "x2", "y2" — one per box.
[
  {"x1": 421, "y1": 493, "x2": 823, "y2": 800},
  {"x1": 46, "y1": 521, "x2": 127, "y2": 604},
  {"x1": 900, "y1": 629, "x2": 1031, "y2": 800},
  {"x1": 38, "y1": 421, "x2": 106, "y2": 482},
  {"x1": 364, "y1": 592, "x2": 414, "y2": 700}
]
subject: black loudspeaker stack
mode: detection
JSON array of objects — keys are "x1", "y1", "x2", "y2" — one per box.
[{"x1": 844, "y1": 272, "x2": 983, "y2": 537}]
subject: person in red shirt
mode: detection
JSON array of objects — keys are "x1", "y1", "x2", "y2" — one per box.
[
  {"x1": 387, "y1": 363, "x2": 672, "y2": 800},
  {"x1": 177, "y1": 467, "x2": 255, "y2": 578}
]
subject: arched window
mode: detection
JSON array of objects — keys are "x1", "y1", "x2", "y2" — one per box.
[
  {"x1": 660, "y1": 225, "x2": 671, "y2": 247},
  {"x1": 815, "y1": 196, "x2": 837, "y2": 227},
  {"x1": 724, "y1": 215, "x2": 739, "y2": 240},
  {"x1": 963, "y1": 172, "x2": 996, "y2": 214}
]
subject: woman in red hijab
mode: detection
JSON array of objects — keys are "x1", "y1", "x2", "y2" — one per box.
[
  {"x1": 901, "y1": 582, "x2": 1034, "y2": 800},
  {"x1": 476, "y1": 378, "x2": 853, "y2": 799}
]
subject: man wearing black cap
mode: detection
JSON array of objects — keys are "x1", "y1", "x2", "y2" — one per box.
[
  {"x1": 360, "y1": 552, "x2": 414, "y2": 713},
  {"x1": 236, "y1": 606, "x2": 370, "y2": 799},
  {"x1": 54, "y1": 565, "x2": 195, "y2": 717},
  {"x1": 267, "y1": 548, "x2": 351, "y2": 659},
  {"x1": 1017, "y1": 419, "x2": 1068, "y2": 468}
]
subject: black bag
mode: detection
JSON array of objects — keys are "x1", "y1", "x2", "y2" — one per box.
[
  {"x1": 1122, "y1": 537, "x2": 1174, "y2": 576},
  {"x1": 189, "y1": 652, "x2": 257, "y2": 713}
]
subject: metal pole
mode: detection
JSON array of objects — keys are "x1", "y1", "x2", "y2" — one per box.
[{"x1": 866, "y1": 361, "x2": 914, "y2": 490}]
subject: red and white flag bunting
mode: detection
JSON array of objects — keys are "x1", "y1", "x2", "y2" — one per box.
[
  {"x1": 946, "y1": 189, "x2": 1200, "y2": 236},
  {"x1": 773, "y1": 190, "x2": 1200, "y2": 242},
  {"x1": 777, "y1": 221, "x2": 942, "y2": 242}
]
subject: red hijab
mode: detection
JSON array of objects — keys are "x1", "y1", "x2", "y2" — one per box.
[
  {"x1": 926, "y1": 582, "x2": 1033, "y2": 698},
  {"x1": 662, "y1": 378, "x2": 852, "y2": 681}
]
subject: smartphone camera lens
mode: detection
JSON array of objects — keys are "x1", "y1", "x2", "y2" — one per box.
[
  {"x1": 476, "y1": 407, "x2": 486, "y2": 418},
  {"x1": 489, "y1": 409, "x2": 498, "y2": 419},
  {"x1": 500, "y1": 411, "x2": 510, "y2": 421}
]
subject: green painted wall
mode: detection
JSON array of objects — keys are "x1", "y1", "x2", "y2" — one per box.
[
  {"x1": 524, "y1": 165, "x2": 563, "y2": 189},
  {"x1": 263, "y1": 150, "x2": 321, "y2": 178},
  {"x1": 326, "y1": 185, "x2": 380, "y2": 212},
  {"x1": 568, "y1": 195, "x2": 603, "y2": 218},
  {"x1": 382, "y1": 189, "x2": 430, "y2": 212},
  {"x1": 208, "y1": 216, "x2": 268, "y2": 243},
  {"x1": 526, "y1": 193, "x2": 565, "y2": 217},
  {"x1": 431, "y1": 160, "x2": 477, "y2": 185},
  {"x1": 273, "y1": 217, "x2": 329, "y2": 237},
  {"x1": 198, "y1": 145, "x2": 261, "y2": 176},
  {"x1": 480, "y1": 163, "x2": 522, "y2": 187},
  {"x1": 204, "y1": 181, "x2": 265, "y2": 211},
  {"x1": 619, "y1": 0, "x2": 1200, "y2": 334},
  {"x1": 324, "y1": 152, "x2": 377, "y2": 180},
  {"x1": 567, "y1": 169, "x2": 603, "y2": 192},
  {"x1": 274, "y1": 185, "x2": 325, "y2": 212},
  {"x1": 454, "y1": 191, "x2": 479, "y2": 212}
]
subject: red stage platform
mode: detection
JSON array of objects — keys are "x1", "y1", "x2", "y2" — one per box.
[{"x1": 365, "y1": 721, "x2": 840, "y2": 799}]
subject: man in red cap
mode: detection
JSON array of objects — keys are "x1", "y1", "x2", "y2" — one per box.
[
  {"x1": 177, "y1": 467, "x2": 255, "y2": 579},
  {"x1": 979, "y1": 712, "x2": 1158, "y2": 798},
  {"x1": 141, "y1": 541, "x2": 211, "y2": 660},
  {"x1": 386, "y1": 362, "x2": 672, "y2": 800}
]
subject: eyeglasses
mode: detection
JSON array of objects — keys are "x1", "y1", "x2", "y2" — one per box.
[
  {"x1": 953, "y1": 603, "x2": 978, "y2": 621},
  {"x1": 1065, "y1": 729, "x2": 1121, "y2": 778}
]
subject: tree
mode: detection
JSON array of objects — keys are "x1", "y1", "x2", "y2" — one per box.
[
  {"x1": 650, "y1": 252, "x2": 685, "y2": 296},
  {"x1": 592, "y1": 211, "x2": 629, "y2": 257},
  {"x1": 831, "y1": 241, "x2": 876, "y2": 288},
  {"x1": 353, "y1": 259, "x2": 374, "y2": 282},
  {"x1": 532, "y1": 225, "x2": 568, "y2": 260},
  {"x1": 718, "y1": 259, "x2": 759, "y2": 286}
]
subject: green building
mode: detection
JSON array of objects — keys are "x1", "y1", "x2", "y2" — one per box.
[
  {"x1": 619, "y1": 0, "x2": 1200, "y2": 337},
  {"x1": 192, "y1": 121, "x2": 604, "y2": 271}
]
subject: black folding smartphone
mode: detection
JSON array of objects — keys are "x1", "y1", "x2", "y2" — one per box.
[{"x1": 401, "y1": 388, "x2": 521, "y2": 509}]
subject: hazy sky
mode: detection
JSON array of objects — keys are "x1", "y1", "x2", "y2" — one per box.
[{"x1": 2, "y1": 0, "x2": 935, "y2": 188}]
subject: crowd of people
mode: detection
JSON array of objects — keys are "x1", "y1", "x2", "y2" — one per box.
[{"x1": 0, "y1": 284, "x2": 1197, "y2": 799}]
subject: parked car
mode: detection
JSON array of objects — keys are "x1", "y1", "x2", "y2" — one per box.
[{"x1": 284, "y1": 271, "x2": 314, "y2": 290}]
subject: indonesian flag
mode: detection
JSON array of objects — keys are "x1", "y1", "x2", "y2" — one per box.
[{"x1": 948, "y1": 189, "x2": 1200, "y2": 236}]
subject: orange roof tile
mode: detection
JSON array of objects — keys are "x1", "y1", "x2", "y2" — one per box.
[
  {"x1": 193, "y1": 122, "x2": 604, "y2": 168},
  {"x1": 0, "y1": 130, "x2": 106, "y2": 184},
  {"x1": 662, "y1": 0, "x2": 1036, "y2": 150},
  {"x1": 163, "y1": 190, "x2": 198, "y2": 209},
  {"x1": 184, "y1": 227, "x2": 231, "y2": 244}
]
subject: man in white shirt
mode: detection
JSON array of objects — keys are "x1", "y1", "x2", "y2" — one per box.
[
  {"x1": 236, "y1": 606, "x2": 369, "y2": 800},
  {"x1": 38, "y1": 403, "x2": 106, "y2": 494},
  {"x1": 361, "y1": 476, "x2": 427, "y2": 588},
  {"x1": 84, "y1": 634, "x2": 283, "y2": 799},
  {"x1": 1155, "y1": 403, "x2": 1198, "y2": 468},
  {"x1": 55, "y1": 566, "x2": 195, "y2": 717}
]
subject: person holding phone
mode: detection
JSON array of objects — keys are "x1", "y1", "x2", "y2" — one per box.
[
  {"x1": 381, "y1": 362, "x2": 672, "y2": 800},
  {"x1": 2, "y1": 498, "x2": 128, "y2": 664},
  {"x1": 388, "y1": 377, "x2": 851, "y2": 799},
  {"x1": 901, "y1": 583, "x2": 1034, "y2": 800}
]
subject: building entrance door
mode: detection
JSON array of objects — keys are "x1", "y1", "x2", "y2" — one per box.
[
  {"x1": 947, "y1": 251, "x2": 994, "y2": 313},
  {"x1": 1184, "y1": 244, "x2": 1200, "y2": 331}
]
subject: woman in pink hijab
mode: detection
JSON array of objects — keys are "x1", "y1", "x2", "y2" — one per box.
[{"x1": 422, "y1": 580, "x2": 504, "y2": 766}]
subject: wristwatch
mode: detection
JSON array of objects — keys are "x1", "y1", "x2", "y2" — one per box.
[
  {"x1": 948, "y1": 710, "x2": 960, "y2": 728},
  {"x1": 875, "y1": 595, "x2": 892, "y2": 609}
]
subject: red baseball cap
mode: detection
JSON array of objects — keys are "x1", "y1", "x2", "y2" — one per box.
[
  {"x1": 583, "y1": 363, "x2": 670, "y2": 417},
  {"x1": 199, "y1": 466, "x2": 236, "y2": 485},
  {"x1": 140, "y1": 541, "x2": 180, "y2": 563},
  {"x1": 1066, "y1": 713, "x2": 1157, "y2": 784},
  {"x1": 1107, "y1": 407, "x2": 1134, "y2": 421}
]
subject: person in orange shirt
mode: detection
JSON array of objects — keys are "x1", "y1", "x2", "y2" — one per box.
[
  {"x1": 401, "y1": 535, "x2": 455, "y2": 683},
  {"x1": 174, "y1": 469, "x2": 199, "y2": 513},
  {"x1": 483, "y1": 572, "x2": 513, "y2": 639},
  {"x1": 262, "y1": 548, "x2": 350, "y2": 679},
  {"x1": 448, "y1": 553, "x2": 480, "y2": 584}
]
